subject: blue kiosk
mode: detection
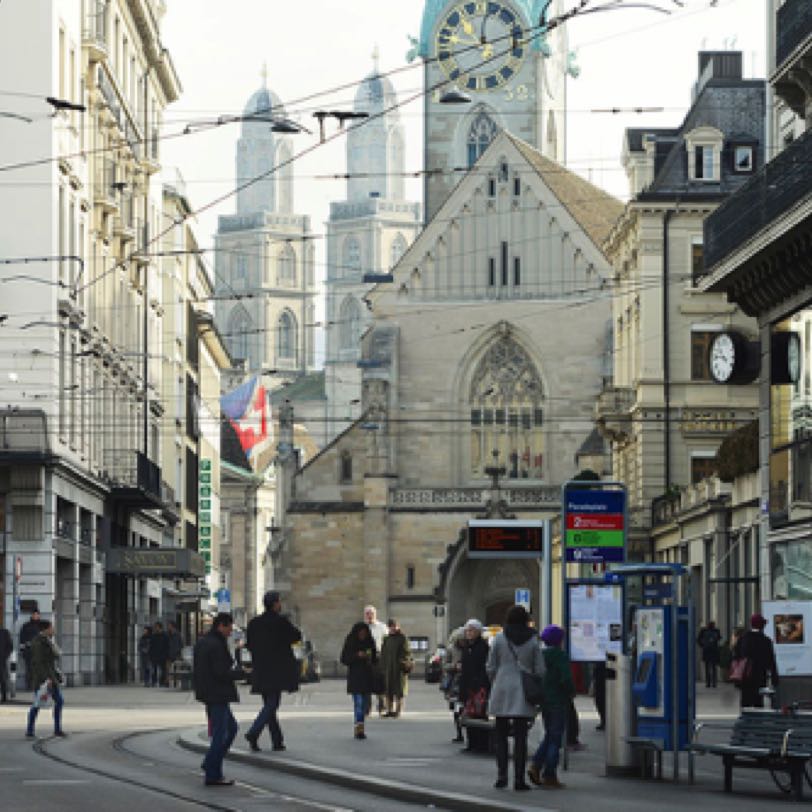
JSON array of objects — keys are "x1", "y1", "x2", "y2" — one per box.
[{"x1": 605, "y1": 563, "x2": 696, "y2": 781}]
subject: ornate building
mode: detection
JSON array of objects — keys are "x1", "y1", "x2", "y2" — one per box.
[
  {"x1": 418, "y1": 0, "x2": 569, "y2": 221},
  {"x1": 324, "y1": 53, "x2": 420, "y2": 440},
  {"x1": 214, "y1": 73, "x2": 316, "y2": 386}
]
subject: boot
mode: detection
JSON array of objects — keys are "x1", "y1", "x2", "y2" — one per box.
[
  {"x1": 391, "y1": 698, "x2": 401, "y2": 718},
  {"x1": 354, "y1": 722, "x2": 366, "y2": 740}
]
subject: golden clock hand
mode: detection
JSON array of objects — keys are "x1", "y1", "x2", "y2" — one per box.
[
  {"x1": 461, "y1": 17, "x2": 475, "y2": 36},
  {"x1": 481, "y1": 43, "x2": 494, "y2": 60}
]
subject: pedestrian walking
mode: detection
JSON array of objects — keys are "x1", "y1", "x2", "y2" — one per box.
[
  {"x1": 697, "y1": 620, "x2": 722, "y2": 688},
  {"x1": 458, "y1": 618, "x2": 490, "y2": 753},
  {"x1": 244, "y1": 590, "x2": 301, "y2": 752},
  {"x1": 380, "y1": 618, "x2": 411, "y2": 718},
  {"x1": 25, "y1": 620, "x2": 64, "y2": 738},
  {"x1": 138, "y1": 626, "x2": 152, "y2": 687},
  {"x1": 193, "y1": 612, "x2": 244, "y2": 786},
  {"x1": 528, "y1": 625, "x2": 576, "y2": 790},
  {"x1": 0, "y1": 623, "x2": 13, "y2": 702},
  {"x1": 486, "y1": 605, "x2": 545, "y2": 792},
  {"x1": 167, "y1": 621, "x2": 183, "y2": 685},
  {"x1": 733, "y1": 613, "x2": 779, "y2": 708},
  {"x1": 19, "y1": 609, "x2": 41, "y2": 691},
  {"x1": 364, "y1": 605, "x2": 388, "y2": 717},
  {"x1": 340, "y1": 621, "x2": 378, "y2": 740},
  {"x1": 149, "y1": 622, "x2": 169, "y2": 687}
]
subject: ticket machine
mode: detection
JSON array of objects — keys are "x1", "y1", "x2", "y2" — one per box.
[{"x1": 631, "y1": 604, "x2": 692, "y2": 750}]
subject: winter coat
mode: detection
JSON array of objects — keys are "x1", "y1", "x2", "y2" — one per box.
[
  {"x1": 149, "y1": 631, "x2": 169, "y2": 664},
  {"x1": 380, "y1": 630, "x2": 411, "y2": 698},
  {"x1": 340, "y1": 623, "x2": 378, "y2": 695},
  {"x1": 486, "y1": 624, "x2": 545, "y2": 718},
  {"x1": 247, "y1": 609, "x2": 302, "y2": 694},
  {"x1": 30, "y1": 633, "x2": 60, "y2": 688},
  {"x1": 0, "y1": 628, "x2": 12, "y2": 662},
  {"x1": 458, "y1": 636, "x2": 490, "y2": 702},
  {"x1": 138, "y1": 632, "x2": 151, "y2": 658},
  {"x1": 193, "y1": 629, "x2": 242, "y2": 705},
  {"x1": 541, "y1": 646, "x2": 576, "y2": 710},
  {"x1": 167, "y1": 630, "x2": 183, "y2": 661},
  {"x1": 734, "y1": 629, "x2": 779, "y2": 691},
  {"x1": 697, "y1": 626, "x2": 722, "y2": 663},
  {"x1": 19, "y1": 619, "x2": 40, "y2": 650}
]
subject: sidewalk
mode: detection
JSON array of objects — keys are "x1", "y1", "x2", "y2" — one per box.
[{"x1": 177, "y1": 679, "x2": 784, "y2": 812}]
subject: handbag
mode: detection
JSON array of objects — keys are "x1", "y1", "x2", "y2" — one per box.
[
  {"x1": 400, "y1": 657, "x2": 414, "y2": 674},
  {"x1": 729, "y1": 657, "x2": 751, "y2": 685},
  {"x1": 463, "y1": 686, "x2": 488, "y2": 719},
  {"x1": 34, "y1": 681, "x2": 52, "y2": 709},
  {"x1": 507, "y1": 640, "x2": 546, "y2": 707}
]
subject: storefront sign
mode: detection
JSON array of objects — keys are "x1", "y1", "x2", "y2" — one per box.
[
  {"x1": 563, "y1": 489, "x2": 626, "y2": 563},
  {"x1": 106, "y1": 548, "x2": 206, "y2": 578},
  {"x1": 764, "y1": 600, "x2": 812, "y2": 677}
]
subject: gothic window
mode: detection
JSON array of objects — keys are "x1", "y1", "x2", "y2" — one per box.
[
  {"x1": 277, "y1": 310, "x2": 297, "y2": 361},
  {"x1": 342, "y1": 236, "x2": 362, "y2": 277},
  {"x1": 227, "y1": 305, "x2": 252, "y2": 362},
  {"x1": 467, "y1": 113, "x2": 498, "y2": 167},
  {"x1": 278, "y1": 243, "x2": 296, "y2": 285},
  {"x1": 390, "y1": 233, "x2": 408, "y2": 270},
  {"x1": 469, "y1": 335, "x2": 544, "y2": 480},
  {"x1": 339, "y1": 296, "x2": 362, "y2": 351}
]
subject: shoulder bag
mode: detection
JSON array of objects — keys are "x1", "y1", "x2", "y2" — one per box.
[
  {"x1": 728, "y1": 656, "x2": 751, "y2": 685},
  {"x1": 507, "y1": 640, "x2": 546, "y2": 707}
]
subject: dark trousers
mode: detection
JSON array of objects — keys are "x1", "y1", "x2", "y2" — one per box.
[
  {"x1": 150, "y1": 661, "x2": 165, "y2": 687},
  {"x1": 704, "y1": 660, "x2": 718, "y2": 688},
  {"x1": 26, "y1": 683, "x2": 64, "y2": 735},
  {"x1": 594, "y1": 663, "x2": 606, "y2": 726},
  {"x1": 203, "y1": 703, "x2": 238, "y2": 782},
  {"x1": 0, "y1": 661, "x2": 9, "y2": 701},
  {"x1": 740, "y1": 681, "x2": 765, "y2": 708},
  {"x1": 533, "y1": 706, "x2": 566, "y2": 778},
  {"x1": 494, "y1": 717, "x2": 529, "y2": 783},
  {"x1": 247, "y1": 689, "x2": 283, "y2": 747},
  {"x1": 567, "y1": 699, "x2": 579, "y2": 745}
]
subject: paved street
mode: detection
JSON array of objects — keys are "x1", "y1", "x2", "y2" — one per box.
[{"x1": 0, "y1": 678, "x2": 797, "y2": 811}]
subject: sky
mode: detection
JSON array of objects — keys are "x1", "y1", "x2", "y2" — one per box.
[{"x1": 160, "y1": 0, "x2": 765, "y2": 362}]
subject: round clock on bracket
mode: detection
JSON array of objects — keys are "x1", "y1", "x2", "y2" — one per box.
[
  {"x1": 708, "y1": 331, "x2": 759, "y2": 385},
  {"x1": 771, "y1": 331, "x2": 801, "y2": 385}
]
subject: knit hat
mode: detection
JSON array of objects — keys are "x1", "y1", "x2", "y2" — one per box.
[
  {"x1": 541, "y1": 624, "x2": 565, "y2": 647},
  {"x1": 464, "y1": 618, "x2": 483, "y2": 632},
  {"x1": 750, "y1": 613, "x2": 767, "y2": 628}
]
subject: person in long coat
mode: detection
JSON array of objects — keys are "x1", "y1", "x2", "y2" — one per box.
[
  {"x1": 379, "y1": 618, "x2": 411, "y2": 717},
  {"x1": 734, "y1": 613, "x2": 779, "y2": 707},
  {"x1": 697, "y1": 620, "x2": 722, "y2": 688},
  {"x1": 340, "y1": 622, "x2": 378, "y2": 739},
  {"x1": 245, "y1": 591, "x2": 302, "y2": 751},
  {"x1": 486, "y1": 605, "x2": 545, "y2": 792},
  {"x1": 458, "y1": 618, "x2": 491, "y2": 752}
]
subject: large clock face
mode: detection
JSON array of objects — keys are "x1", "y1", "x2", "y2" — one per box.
[
  {"x1": 436, "y1": 1, "x2": 526, "y2": 93},
  {"x1": 709, "y1": 333, "x2": 736, "y2": 383}
]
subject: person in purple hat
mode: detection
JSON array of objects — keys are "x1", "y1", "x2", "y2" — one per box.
[
  {"x1": 527, "y1": 624, "x2": 575, "y2": 790},
  {"x1": 732, "y1": 613, "x2": 779, "y2": 708}
]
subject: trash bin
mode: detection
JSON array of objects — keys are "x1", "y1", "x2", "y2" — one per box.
[{"x1": 605, "y1": 651, "x2": 637, "y2": 776}]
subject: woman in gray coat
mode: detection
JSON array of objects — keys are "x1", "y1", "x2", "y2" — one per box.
[{"x1": 486, "y1": 605, "x2": 545, "y2": 791}]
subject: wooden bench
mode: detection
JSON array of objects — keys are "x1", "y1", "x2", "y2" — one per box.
[
  {"x1": 626, "y1": 736, "x2": 664, "y2": 779},
  {"x1": 692, "y1": 709, "x2": 812, "y2": 801}
]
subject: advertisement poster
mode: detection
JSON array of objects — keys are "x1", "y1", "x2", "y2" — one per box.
[
  {"x1": 764, "y1": 600, "x2": 812, "y2": 677},
  {"x1": 568, "y1": 583, "x2": 624, "y2": 662}
]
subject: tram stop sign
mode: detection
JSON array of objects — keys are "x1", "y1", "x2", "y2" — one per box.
[{"x1": 564, "y1": 489, "x2": 626, "y2": 564}]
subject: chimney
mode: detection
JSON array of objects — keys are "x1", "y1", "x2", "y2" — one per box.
[{"x1": 693, "y1": 51, "x2": 743, "y2": 100}]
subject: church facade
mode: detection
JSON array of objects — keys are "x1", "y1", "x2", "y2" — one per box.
[
  {"x1": 324, "y1": 56, "x2": 420, "y2": 440},
  {"x1": 279, "y1": 132, "x2": 621, "y2": 670}
]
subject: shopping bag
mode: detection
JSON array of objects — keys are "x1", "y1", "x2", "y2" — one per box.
[{"x1": 34, "y1": 681, "x2": 52, "y2": 709}]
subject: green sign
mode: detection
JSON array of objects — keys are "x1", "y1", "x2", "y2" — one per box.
[{"x1": 198, "y1": 459, "x2": 213, "y2": 574}]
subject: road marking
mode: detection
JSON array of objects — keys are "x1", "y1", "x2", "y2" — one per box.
[
  {"x1": 23, "y1": 779, "x2": 91, "y2": 785},
  {"x1": 0, "y1": 767, "x2": 24, "y2": 773}
]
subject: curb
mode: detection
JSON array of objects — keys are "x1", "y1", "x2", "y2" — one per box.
[{"x1": 178, "y1": 728, "x2": 538, "y2": 812}]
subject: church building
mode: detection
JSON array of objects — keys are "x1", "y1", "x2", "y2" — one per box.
[
  {"x1": 324, "y1": 54, "x2": 421, "y2": 440},
  {"x1": 214, "y1": 73, "x2": 317, "y2": 386}
]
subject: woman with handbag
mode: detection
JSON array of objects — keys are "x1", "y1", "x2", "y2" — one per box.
[
  {"x1": 732, "y1": 613, "x2": 779, "y2": 708},
  {"x1": 380, "y1": 619, "x2": 411, "y2": 718},
  {"x1": 340, "y1": 622, "x2": 378, "y2": 739},
  {"x1": 486, "y1": 605, "x2": 545, "y2": 791},
  {"x1": 459, "y1": 619, "x2": 491, "y2": 752},
  {"x1": 528, "y1": 625, "x2": 575, "y2": 789}
]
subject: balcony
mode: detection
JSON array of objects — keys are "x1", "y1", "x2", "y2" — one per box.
[
  {"x1": 594, "y1": 386, "x2": 635, "y2": 441},
  {"x1": 702, "y1": 128, "x2": 812, "y2": 313},
  {"x1": 776, "y1": 0, "x2": 812, "y2": 72},
  {"x1": 105, "y1": 450, "x2": 164, "y2": 510},
  {"x1": 94, "y1": 157, "x2": 118, "y2": 213},
  {"x1": 82, "y1": 4, "x2": 109, "y2": 62}
]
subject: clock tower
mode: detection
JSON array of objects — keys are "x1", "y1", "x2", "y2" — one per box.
[{"x1": 419, "y1": 0, "x2": 568, "y2": 222}]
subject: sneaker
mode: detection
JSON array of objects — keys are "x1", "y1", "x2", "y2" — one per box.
[
  {"x1": 272, "y1": 744, "x2": 286, "y2": 752},
  {"x1": 244, "y1": 733, "x2": 260, "y2": 752},
  {"x1": 493, "y1": 777, "x2": 508, "y2": 789},
  {"x1": 527, "y1": 764, "x2": 542, "y2": 786},
  {"x1": 515, "y1": 781, "x2": 531, "y2": 791},
  {"x1": 53, "y1": 731, "x2": 67, "y2": 738},
  {"x1": 541, "y1": 776, "x2": 566, "y2": 789},
  {"x1": 204, "y1": 778, "x2": 235, "y2": 787}
]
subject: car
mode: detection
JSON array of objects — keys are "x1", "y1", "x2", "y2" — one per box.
[{"x1": 424, "y1": 645, "x2": 446, "y2": 683}]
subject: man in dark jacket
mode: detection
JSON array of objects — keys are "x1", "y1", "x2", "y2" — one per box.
[
  {"x1": 734, "y1": 613, "x2": 779, "y2": 708},
  {"x1": 19, "y1": 610, "x2": 41, "y2": 690},
  {"x1": 697, "y1": 620, "x2": 722, "y2": 688},
  {"x1": 0, "y1": 624, "x2": 12, "y2": 702},
  {"x1": 244, "y1": 591, "x2": 301, "y2": 752},
  {"x1": 25, "y1": 620, "x2": 64, "y2": 738},
  {"x1": 149, "y1": 622, "x2": 169, "y2": 687},
  {"x1": 193, "y1": 612, "x2": 243, "y2": 786}
]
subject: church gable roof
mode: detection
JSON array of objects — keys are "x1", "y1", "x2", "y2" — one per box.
[{"x1": 504, "y1": 133, "x2": 624, "y2": 252}]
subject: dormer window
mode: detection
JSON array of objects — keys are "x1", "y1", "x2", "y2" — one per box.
[
  {"x1": 685, "y1": 126, "x2": 723, "y2": 183},
  {"x1": 733, "y1": 145, "x2": 754, "y2": 173},
  {"x1": 694, "y1": 146, "x2": 714, "y2": 180}
]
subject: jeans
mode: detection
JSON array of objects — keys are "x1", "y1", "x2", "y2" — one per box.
[
  {"x1": 27, "y1": 683, "x2": 64, "y2": 735},
  {"x1": 247, "y1": 690, "x2": 283, "y2": 747},
  {"x1": 151, "y1": 662, "x2": 166, "y2": 687},
  {"x1": 494, "y1": 717, "x2": 529, "y2": 782},
  {"x1": 533, "y1": 706, "x2": 566, "y2": 778},
  {"x1": 140, "y1": 657, "x2": 152, "y2": 687},
  {"x1": 352, "y1": 693, "x2": 367, "y2": 724},
  {"x1": 203, "y1": 703, "x2": 238, "y2": 782}
]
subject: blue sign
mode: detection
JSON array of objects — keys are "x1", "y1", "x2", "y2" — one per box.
[
  {"x1": 515, "y1": 588, "x2": 531, "y2": 609},
  {"x1": 215, "y1": 588, "x2": 231, "y2": 604},
  {"x1": 643, "y1": 583, "x2": 673, "y2": 601},
  {"x1": 565, "y1": 490, "x2": 625, "y2": 514},
  {"x1": 563, "y1": 487, "x2": 626, "y2": 564}
]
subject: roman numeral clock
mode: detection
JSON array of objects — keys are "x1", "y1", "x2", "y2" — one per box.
[{"x1": 435, "y1": 1, "x2": 526, "y2": 92}]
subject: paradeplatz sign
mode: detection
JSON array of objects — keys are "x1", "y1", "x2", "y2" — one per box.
[{"x1": 564, "y1": 489, "x2": 626, "y2": 563}]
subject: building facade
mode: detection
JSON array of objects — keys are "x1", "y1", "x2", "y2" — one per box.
[
  {"x1": 324, "y1": 55, "x2": 420, "y2": 440},
  {"x1": 596, "y1": 52, "x2": 765, "y2": 585}
]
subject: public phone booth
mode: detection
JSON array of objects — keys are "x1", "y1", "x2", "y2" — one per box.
[{"x1": 604, "y1": 563, "x2": 696, "y2": 781}]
